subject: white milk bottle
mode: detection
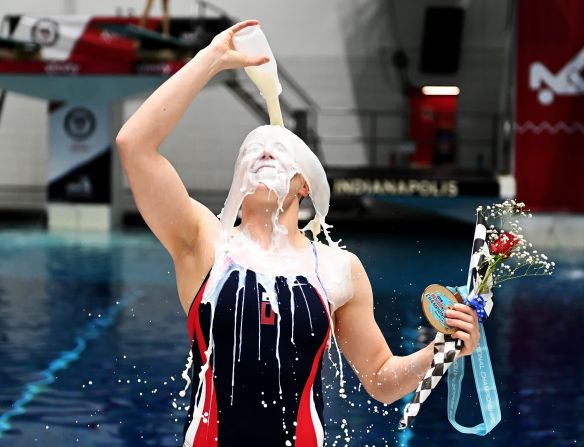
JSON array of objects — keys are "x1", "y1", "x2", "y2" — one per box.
[{"x1": 233, "y1": 25, "x2": 284, "y2": 126}]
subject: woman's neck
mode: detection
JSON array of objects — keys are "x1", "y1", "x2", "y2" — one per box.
[{"x1": 239, "y1": 201, "x2": 310, "y2": 250}]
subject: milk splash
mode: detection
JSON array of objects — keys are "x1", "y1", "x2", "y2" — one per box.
[{"x1": 179, "y1": 125, "x2": 353, "y2": 440}]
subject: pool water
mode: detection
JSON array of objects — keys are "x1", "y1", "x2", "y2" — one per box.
[{"x1": 0, "y1": 228, "x2": 581, "y2": 446}]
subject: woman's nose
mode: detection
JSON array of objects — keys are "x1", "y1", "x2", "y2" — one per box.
[{"x1": 260, "y1": 150, "x2": 275, "y2": 160}]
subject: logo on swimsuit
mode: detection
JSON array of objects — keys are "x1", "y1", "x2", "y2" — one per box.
[{"x1": 260, "y1": 292, "x2": 275, "y2": 325}]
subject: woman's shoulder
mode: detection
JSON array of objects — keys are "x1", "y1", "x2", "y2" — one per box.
[
  {"x1": 313, "y1": 241, "x2": 358, "y2": 311},
  {"x1": 313, "y1": 240, "x2": 362, "y2": 267}
]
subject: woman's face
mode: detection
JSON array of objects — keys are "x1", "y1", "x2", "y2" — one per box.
[
  {"x1": 235, "y1": 131, "x2": 296, "y2": 197},
  {"x1": 219, "y1": 125, "x2": 328, "y2": 243},
  {"x1": 241, "y1": 138, "x2": 296, "y2": 191},
  {"x1": 237, "y1": 135, "x2": 308, "y2": 208}
]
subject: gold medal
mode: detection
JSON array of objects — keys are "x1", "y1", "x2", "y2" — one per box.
[{"x1": 421, "y1": 284, "x2": 463, "y2": 334}]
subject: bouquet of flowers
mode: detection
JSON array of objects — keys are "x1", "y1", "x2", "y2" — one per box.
[
  {"x1": 478, "y1": 200, "x2": 553, "y2": 294},
  {"x1": 399, "y1": 199, "x2": 555, "y2": 435}
]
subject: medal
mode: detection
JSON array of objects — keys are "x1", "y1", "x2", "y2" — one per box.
[{"x1": 421, "y1": 284, "x2": 462, "y2": 334}]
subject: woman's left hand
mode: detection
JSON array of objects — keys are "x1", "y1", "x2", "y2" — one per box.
[{"x1": 445, "y1": 303, "x2": 480, "y2": 357}]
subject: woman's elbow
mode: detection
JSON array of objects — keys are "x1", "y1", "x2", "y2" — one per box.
[
  {"x1": 362, "y1": 383, "x2": 398, "y2": 406},
  {"x1": 115, "y1": 129, "x2": 132, "y2": 152}
]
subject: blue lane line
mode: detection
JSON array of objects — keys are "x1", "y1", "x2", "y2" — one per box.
[{"x1": 0, "y1": 291, "x2": 142, "y2": 437}]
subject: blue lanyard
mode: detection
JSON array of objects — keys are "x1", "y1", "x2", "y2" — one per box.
[{"x1": 446, "y1": 286, "x2": 501, "y2": 435}]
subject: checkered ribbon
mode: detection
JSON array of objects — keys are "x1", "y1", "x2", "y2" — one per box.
[
  {"x1": 465, "y1": 209, "x2": 494, "y2": 321},
  {"x1": 399, "y1": 208, "x2": 495, "y2": 430},
  {"x1": 399, "y1": 332, "x2": 463, "y2": 429}
]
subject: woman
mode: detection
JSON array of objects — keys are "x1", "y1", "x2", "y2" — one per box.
[{"x1": 115, "y1": 20, "x2": 480, "y2": 447}]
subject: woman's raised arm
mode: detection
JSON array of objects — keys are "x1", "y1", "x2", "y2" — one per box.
[{"x1": 115, "y1": 20, "x2": 269, "y2": 261}]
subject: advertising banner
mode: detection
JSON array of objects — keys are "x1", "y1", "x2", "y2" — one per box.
[{"x1": 516, "y1": 0, "x2": 584, "y2": 211}]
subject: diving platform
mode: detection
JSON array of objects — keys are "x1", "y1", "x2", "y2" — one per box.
[{"x1": 95, "y1": 23, "x2": 194, "y2": 51}]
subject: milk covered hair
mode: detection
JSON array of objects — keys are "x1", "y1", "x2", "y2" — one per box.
[{"x1": 218, "y1": 125, "x2": 338, "y2": 246}]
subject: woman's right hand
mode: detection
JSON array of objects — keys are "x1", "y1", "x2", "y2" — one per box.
[{"x1": 206, "y1": 20, "x2": 270, "y2": 73}]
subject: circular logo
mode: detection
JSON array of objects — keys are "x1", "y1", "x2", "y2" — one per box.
[
  {"x1": 64, "y1": 107, "x2": 96, "y2": 142},
  {"x1": 31, "y1": 18, "x2": 60, "y2": 47}
]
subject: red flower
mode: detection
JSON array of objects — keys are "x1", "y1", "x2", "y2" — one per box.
[{"x1": 490, "y1": 232, "x2": 520, "y2": 258}]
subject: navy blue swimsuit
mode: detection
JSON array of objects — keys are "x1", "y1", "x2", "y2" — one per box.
[{"x1": 183, "y1": 243, "x2": 331, "y2": 447}]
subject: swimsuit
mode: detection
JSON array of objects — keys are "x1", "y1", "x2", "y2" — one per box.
[{"x1": 183, "y1": 242, "x2": 332, "y2": 447}]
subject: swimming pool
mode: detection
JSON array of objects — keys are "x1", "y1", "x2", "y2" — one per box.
[{"x1": 0, "y1": 228, "x2": 581, "y2": 446}]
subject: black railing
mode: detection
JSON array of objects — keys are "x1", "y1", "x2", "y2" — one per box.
[{"x1": 316, "y1": 107, "x2": 504, "y2": 171}]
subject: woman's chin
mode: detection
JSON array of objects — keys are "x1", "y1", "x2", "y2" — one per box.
[{"x1": 248, "y1": 183, "x2": 280, "y2": 202}]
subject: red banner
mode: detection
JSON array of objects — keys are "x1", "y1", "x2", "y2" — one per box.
[{"x1": 516, "y1": 0, "x2": 584, "y2": 212}]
